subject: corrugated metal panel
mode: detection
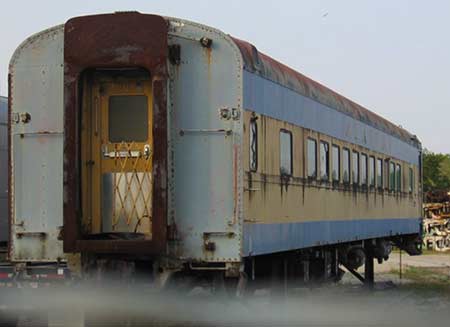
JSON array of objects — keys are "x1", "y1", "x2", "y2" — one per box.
[
  {"x1": 232, "y1": 38, "x2": 421, "y2": 149},
  {"x1": 0, "y1": 96, "x2": 7, "y2": 243}
]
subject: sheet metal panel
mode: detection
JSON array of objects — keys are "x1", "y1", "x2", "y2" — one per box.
[
  {"x1": 0, "y1": 96, "x2": 7, "y2": 243},
  {"x1": 9, "y1": 26, "x2": 65, "y2": 262},
  {"x1": 243, "y1": 218, "x2": 421, "y2": 256},
  {"x1": 168, "y1": 19, "x2": 243, "y2": 262},
  {"x1": 243, "y1": 71, "x2": 420, "y2": 165}
]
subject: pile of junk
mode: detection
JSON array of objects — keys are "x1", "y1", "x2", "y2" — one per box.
[{"x1": 423, "y1": 200, "x2": 450, "y2": 252}]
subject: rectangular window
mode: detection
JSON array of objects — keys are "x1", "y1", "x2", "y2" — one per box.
[
  {"x1": 280, "y1": 130, "x2": 293, "y2": 175},
  {"x1": 343, "y1": 148, "x2": 350, "y2": 184},
  {"x1": 307, "y1": 138, "x2": 317, "y2": 178},
  {"x1": 361, "y1": 154, "x2": 368, "y2": 186},
  {"x1": 352, "y1": 151, "x2": 359, "y2": 185},
  {"x1": 109, "y1": 95, "x2": 149, "y2": 142},
  {"x1": 249, "y1": 119, "x2": 258, "y2": 172},
  {"x1": 396, "y1": 164, "x2": 402, "y2": 192},
  {"x1": 369, "y1": 156, "x2": 375, "y2": 187},
  {"x1": 332, "y1": 145, "x2": 340, "y2": 182},
  {"x1": 389, "y1": 162, "x2": 395, "y2": 191},
  {"x1": 377, "y1": 158, "x2": 383, "y2": 189},
  {"x1": 409, "y1": 167, "x2": 414, "y2": 193},
  {"x1": 319, "y1": 141, "x2": 330, "y2": 181}
]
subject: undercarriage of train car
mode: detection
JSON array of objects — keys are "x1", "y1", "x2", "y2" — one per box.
[{"x1": 240, "y1": 234, "x2": 422, "y2": 293}]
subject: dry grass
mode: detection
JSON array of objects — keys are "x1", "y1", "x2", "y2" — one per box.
[{"x1": 390, "y1": 266, "x2": 450, "y2": 297}]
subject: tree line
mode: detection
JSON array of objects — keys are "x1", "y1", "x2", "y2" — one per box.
[{"x1": 423, "y1": 149, "x2": 450, "y2": 193}]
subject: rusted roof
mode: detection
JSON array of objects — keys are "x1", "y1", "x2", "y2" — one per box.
[{"x1": 231, "y1": 37, "x2": 420, "y2": 148}]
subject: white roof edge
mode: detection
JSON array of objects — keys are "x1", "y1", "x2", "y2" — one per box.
[{"x1": 9, "y1": 24, "x2": 64, "y2": 71}]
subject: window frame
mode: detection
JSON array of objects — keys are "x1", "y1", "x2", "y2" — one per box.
[
  {"x1": 332, "y1": 144, "x2": 340, "y2": 183},
  {"x1": 369, "y1": 156, "x2": 375, "y2": 188},
  {"x1": 396, "y1": 163, "x2": 402, "y2": 192},
  {"x1": 409, "y1": 167, "x2": 414, "y2": 193},
  {"x1": 280, "y1": 129, "x2": 293, "y2": 176},
  {"x1": 376, "y1": 158, "x2": 383, "y2": 190},
  {"x1": 307, "y1": 138, "x2": 318, "y2": 179},
  {"x1": 343, "y1": 148, "x2": 351, "y2": 184},
  {"x1": 389, "y1": 161, "x2": 396, "y2": 192},
  {"x1": 249, "y1": 118, "x2": 258, "y2": 172},
  {"x1": 352, "y1": 151, "x2": 359, "y2": 185},
  {"x1": 361, "y1": 153, "x2": 368, "y2": 186},
  {"x1": 319, "y1": 141, "x2": 330, "y2": 181}
]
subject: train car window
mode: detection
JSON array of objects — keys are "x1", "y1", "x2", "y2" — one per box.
[
  {"x1": 319, "y1": 141, "x2": 329, "y2": 181},
  {"x1": 109, "y1": 95, "x2": 148, "y2": 142},
  {"x1": 332, "y1": 145, "x2": 340, "y2": 182},
  {"x1": 377, "y1": 158, "x2": 383, "y2": 190},
  {"x1": 352, "y1": 151, "x2": 359, "y2": 185},
  {"x1": 369, "y1": 156, "x2": 375, "y2": 187},
  {"x1": 280, "y1": 130, "x2": 293, "y2": 176},
  {"x1": 396, "y1": 164, "x2": 402, "y2": 192},
  {"x1": 409, "y1": 167, "x2": 414, "y2": 193},
  {"x1": 249, "y1": 119, "x2": 258, "y2": 172},
  {"x1": 361, "y1": 154, "x2": 368, "y2": 186},
  {"x1": 307, "y1": 138, "x2": 317, "y2": 178},
  {"x1": 389, "y1": 162, "x2": 395, "y2": 191},
  {"x1": 343, "y1": 148, "x2": 350, "y2": 183}
]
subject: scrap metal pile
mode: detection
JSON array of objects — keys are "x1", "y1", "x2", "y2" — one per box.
[{"x1": 423, "y1": 202, "x2": 450, "y2": 251}]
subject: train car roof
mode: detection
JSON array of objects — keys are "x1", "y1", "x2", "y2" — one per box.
[{"x1": 231, "y1": 37, "x2": 420, "y2": 148}]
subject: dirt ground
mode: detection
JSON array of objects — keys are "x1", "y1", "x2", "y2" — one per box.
[
  {"x1": 340, "y1": 251, "x2": 450, "y2": 284},
  {"x1": 377, "y1": 251, "x2": 450, "y2": 273}
]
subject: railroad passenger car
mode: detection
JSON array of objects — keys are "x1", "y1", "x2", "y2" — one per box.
[
  {"x1": 8, "y1": 12, "x2": 422, "y2": 288},
  {"x1": 0, "y1": 96, "x2": 7, "y2": 249}
]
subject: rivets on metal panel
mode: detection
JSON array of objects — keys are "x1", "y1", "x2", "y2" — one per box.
[
  {"x1": 219, "y1": 107, "x2": 240, "y2": 121},
  {"x1": 219, "y1": 107, "x2": 231, "y2": 120},
  {"x1": 231, "y1": 108, "x2": 240, "y2": 121}
]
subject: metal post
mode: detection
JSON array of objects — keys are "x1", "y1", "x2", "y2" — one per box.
[
  {"x1": 364, "y1": 246, "x2": 374, "y2": 290},
  {"x1": 335, "y1": 248, "x2": 339, "y2": 280},
  {"x1": 399, "y1": 249, "x2": 402, "y2": 281},
  {"x1": 302, "y1": 260, "x2": 310, "y2": 283},
  {"x1": 284, "y1": 258, "x2": 288, "y2": 297}
]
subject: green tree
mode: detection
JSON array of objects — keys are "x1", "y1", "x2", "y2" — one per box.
[{"x1": 423, "y1": 149, "x2": 450, "y2": 192}]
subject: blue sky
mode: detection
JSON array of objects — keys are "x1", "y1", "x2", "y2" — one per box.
[{"x1": 0, "y1": 0, "x2": 449, "y2": 152}]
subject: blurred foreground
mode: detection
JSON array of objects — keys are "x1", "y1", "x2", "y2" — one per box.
[{"x1": 1, "y1": 263, "x2": 450, "y2": 327}]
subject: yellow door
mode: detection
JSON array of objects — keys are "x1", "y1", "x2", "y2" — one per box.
[{"x1": 82, "y1": 72, "x2": 153, "y2": 239}]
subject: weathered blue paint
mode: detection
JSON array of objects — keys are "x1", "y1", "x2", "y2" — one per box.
[
  {"x1": 243, "y1": 71, "x2": 420, "y2": 165},
  {"x1": 243, "y1": 218, "x2": 421, "y2": 256}
]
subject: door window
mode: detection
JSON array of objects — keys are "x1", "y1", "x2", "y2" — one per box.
[{"x1": 109, "y1": 95, "x2": 149, "y2": 142}]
